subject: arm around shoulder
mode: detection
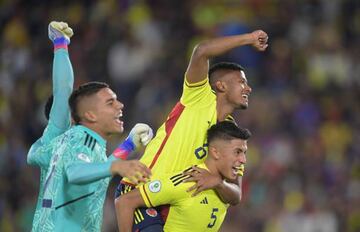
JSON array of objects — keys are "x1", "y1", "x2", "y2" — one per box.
[{"x1": 215, "y1": 177, "x2": 243, "y2": 206}]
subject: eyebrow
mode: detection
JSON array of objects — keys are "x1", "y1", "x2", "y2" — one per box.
[
  {"x1": 237, "y1": 147, "x2": 247, "y2": 153},
  {"x1": 105, "y1": 97, "x2": 115, "y2": 103}
]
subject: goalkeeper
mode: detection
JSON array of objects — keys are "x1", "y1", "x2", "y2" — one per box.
[
  {"x1": 27, "y1": 21, "x2": 74, "y2": 231},
  {"x1": 28, "y1": 22, "x2": 153, "y2": 231},
  {"x1": 36, "y1": 81, "x2": 153, "y2": 232}
]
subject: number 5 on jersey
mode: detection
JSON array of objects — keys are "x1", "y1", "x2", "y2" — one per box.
[{"x1": 208, "y1": 208, "x2": 218, "y2": 228}]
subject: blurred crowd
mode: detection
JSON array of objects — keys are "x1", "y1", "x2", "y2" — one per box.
[{"x1": 0, "y1": 0, "x2": 359, "y2": 231}]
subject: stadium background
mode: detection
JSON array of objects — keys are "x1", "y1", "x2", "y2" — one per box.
[{"x1": 0, "y1": 0, "x2": 359, "y2": 231}]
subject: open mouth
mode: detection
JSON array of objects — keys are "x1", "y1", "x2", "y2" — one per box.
[
  {"x1": 115, "y1": 111, "x2": 123, "y2": 125},
  {"x1": 242, "y1": 94, "x2": 248, "y2": 101},
  {"x1": 232, "y1": 166, "x2": 243, "y2": 175}
]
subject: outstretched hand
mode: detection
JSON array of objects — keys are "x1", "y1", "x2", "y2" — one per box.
[
  {"x1": 250, "y1": 30, "x2": 269, "y2": 51},
  {"x1": 183, "y1": 166, "x2": 223, "y2": 197},
  {"x1": 111, "y1": 160, "x2": 151, "y2": 184}
]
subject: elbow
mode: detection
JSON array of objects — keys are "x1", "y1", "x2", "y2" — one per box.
[
  {"x1": 233, "y1": 188, "x2": 243, "y2": 205},
  {"x1": 27, "y1": 153, "x2": 38, "y2": 166},
  {"x1": 235, "y1": 191, "x2": 242, "y2": 205},
  {"x1": 192, "y1": 42, "x2": 209, "y2": 59},
  {"x1": 227, "y1": 188, "x2": 242, "y2": 206},
  {"x1": 27, "y1": 147, "x2": 37, "y2": 165},
  {"x1": 27, "y1": 156, "x2": 34, "y2": 165},
  {"x1": 228, "y1": 196, "x2": 241, "y2": 206}
]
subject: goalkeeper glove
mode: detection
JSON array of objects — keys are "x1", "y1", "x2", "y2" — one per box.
[
  {"x1": 48, "y1": 21, "x2": 74, "y2": 49},
  {"x1": 113, "y1": 123, "x2": 153, "y2": 160}
]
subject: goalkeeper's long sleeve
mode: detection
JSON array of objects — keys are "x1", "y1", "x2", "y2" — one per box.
[
  {"x1": 65, "y1": 146, "x2": 132, "y2": 185},
  {"x1": 50, "y1": 47, "x2": 73, "y2": 130},
  {"x1": 66, "y1": 160, "x2": 113, "y2": 185},
  {"x1": 27, "y1": 44, "x2": 73, "y2": 167}
]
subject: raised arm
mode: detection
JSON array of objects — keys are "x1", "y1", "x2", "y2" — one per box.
[
  {"x1": 185, "y1": 30, "x2": 268, "y2": 84},
  {"x1": 27, "y1": 22, "x2": 74, "y2": 166},
  {"x1": 115, "y1": 189, "x2": 146, "y2": 232},
  {"x1": 49, "y1": 21, "x2": 74, "y2": 130}
]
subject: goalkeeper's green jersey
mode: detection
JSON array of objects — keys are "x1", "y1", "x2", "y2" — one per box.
[
  {"x1": 36, "y1": 125, "x2": 109, "y2": 232},
  {"x1": 27, "y1": 48, "x2": 73, "y2": 231}
]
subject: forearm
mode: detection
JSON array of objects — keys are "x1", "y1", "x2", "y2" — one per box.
[
  {"x1": 66, "y1": 161, "x2": 112, "y2": 184},
  {"x1": 215, "y1": 177, "x2": 242, "y2": 205},
  {"x1": 186, "y1": 33, "x2": 254, "y2": 83},
  {"x1": 115, "y1": 189, "x2": 145, "y2": 232},
  {"x1": 195, "y1": 33, "x2": 254, "y2": 59},
  {"x1": 116, "y1": 199, "x2": 136, "y2": 232},
  {"x1": 50, "y1": 46, "x2": 74, "y2": 129}
]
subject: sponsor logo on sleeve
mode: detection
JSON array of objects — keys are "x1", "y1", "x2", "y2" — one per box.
[{"x1": 148, "y1": 180, "x2": 161, "y2": 193}]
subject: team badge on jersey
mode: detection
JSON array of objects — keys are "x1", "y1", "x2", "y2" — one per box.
[
  {"x1": 77, "y1": 153, "x2": 91, "y2": 162},
  {"x1": 145, "y1": 208, "x2": 158, "y2": 217},
  {"x1": 148, "y1": 180, "x2": 161, "y2": 193}
]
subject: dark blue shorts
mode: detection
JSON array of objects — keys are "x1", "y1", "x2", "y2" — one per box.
[{"x1": 115, "y1": 182, "x2": 164, "y2": 232}]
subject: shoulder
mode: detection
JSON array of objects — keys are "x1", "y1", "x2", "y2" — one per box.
[{"x1": 63, "y1": 126, "x2": 102, "y2": 156}]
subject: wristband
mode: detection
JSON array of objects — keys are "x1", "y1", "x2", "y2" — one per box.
[
  {"x1": 113, "y1": 138, "x2": 135, "y2": 160},
  {"x1": 53, "y1": 37, "x2": 68, "y2": 51}
]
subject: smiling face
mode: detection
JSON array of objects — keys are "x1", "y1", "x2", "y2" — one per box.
[
  {"x1": 78, "y1": 87, "x2": 124, "y2": 139},
  {"x1": 224, "y1": 70, "x2": 252, "y2": 110},
  {"x1": 91, "y1": 88, "x2": 124, "y2": 136},
  {"x1": 211, "y1": 138, "x2": 247, "y2": 181}
]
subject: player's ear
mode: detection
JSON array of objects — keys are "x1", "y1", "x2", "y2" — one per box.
[
  {"x1": 83, "y1": 110, "x2": 97, "y2": 123},
  {"x1": 214, "y1": 80, "x2": 226, "y2": 93},
  {"x1": 209, "y1": 146, "x2": 220, "y2": 160}
]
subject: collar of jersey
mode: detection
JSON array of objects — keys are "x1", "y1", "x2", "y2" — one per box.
[{"x1": 75, "y1": 125, "x2": 106, "y2": 147}]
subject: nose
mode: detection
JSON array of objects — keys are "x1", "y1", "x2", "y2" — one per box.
[
  {"x1": 246, "y1": 84, "x2": 252, "y2": 94},
  {"x1": 239, "y1": 154, "x2": 246, "y2": 164},
  {"x1": 116, "y1": 100, "x2": 124, "y2": 110}
]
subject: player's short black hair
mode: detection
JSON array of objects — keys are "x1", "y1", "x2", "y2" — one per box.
[
  {"x1": 207, "y1": 121, "x2": 251, "y2": 144},
  {"x1": 69, "y1": 81, "x2": 109, "y2": 125},
  {"x1": 209, "y1": 62, "x2": 244, "y2": 78},
  {"x1": 208, "y1": 62, "x2": 245, "y2": 89},
  {"x1": 44, "y1": 95, "x2": 53, "y2": 121}
]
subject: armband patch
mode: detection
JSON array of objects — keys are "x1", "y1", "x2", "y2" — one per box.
[
  {"x1": 77, "y1": 153, "x2": 91, "y2": 163},
  {"x1": 148, "y1": 180, "x2": 161, "y2": 193}
]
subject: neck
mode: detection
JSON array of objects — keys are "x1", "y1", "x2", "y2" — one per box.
[
  {"x1": 216, "y1": 95, "x2": 234, "y2": 121},
  {"x1": 80, "y1": 122, "x2": 109, "y2": 141},
  {"x1": 204, "y1": 158, "x2": 221, "y2": 178}
]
